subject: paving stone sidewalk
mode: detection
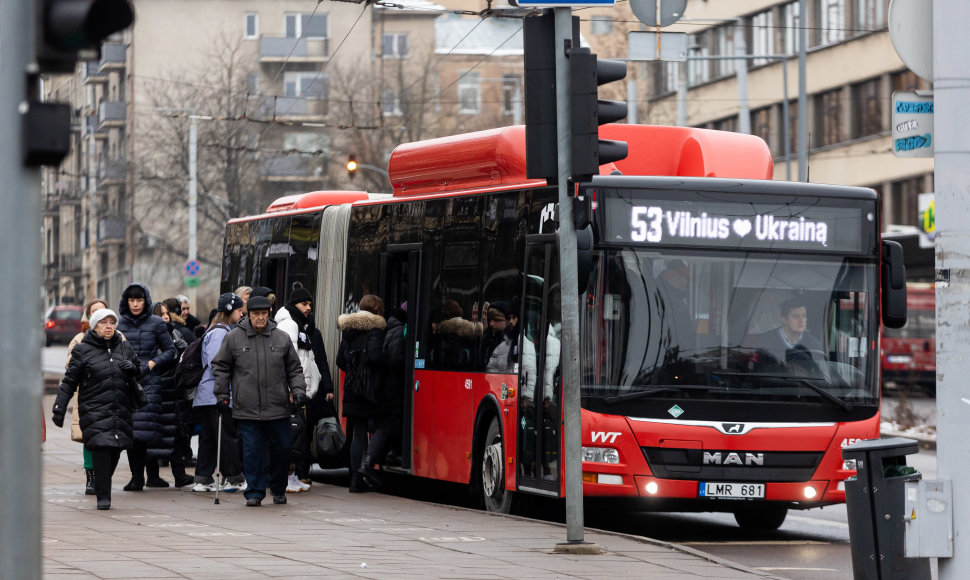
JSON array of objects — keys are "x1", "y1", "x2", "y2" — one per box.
[{"x1": 42, "y1": 397, "x2": 779, "y2": 579}]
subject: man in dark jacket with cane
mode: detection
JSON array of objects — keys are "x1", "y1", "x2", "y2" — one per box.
[{"x1": 212, "y1": 296, "x2": 307, "y2": 507}]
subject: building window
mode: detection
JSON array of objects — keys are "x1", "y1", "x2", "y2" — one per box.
[
  {"x1": 246, "y1": 73, "x2": 259, "y2": 95},
  {"x1": 889, "y1": 176, "x2": 924, "y2": 226},
  {"x1": 284, "y1": 132, "x2": 329, "y2": 154},
  {"x1": 714, "y1": 26, "x2": 736, "y2": 78},
  {"x1": 458, "y1": 72, "x2": 481, "y2": 114},
  {"x1": 750, "y1": 10, "x2": 774, "y2": 66},
  {"x1": 285, "y1": 13, "x2": 328, "y2": 39},
  {"x1": 502, "y1": 74, "x2": 520, "y2": 116},
  {"x1": 382, "y1": 90, "x2": 402, "y2": 116},
  {"x1": 382, "y1": 33, "x2": 409, "y2": 58},
  {"x1": 892, "y1": 70, "x2": 932, "y2": 92},
  {"x1": 284, "y1": 73, "x2": 327, "y2": 99},
  {"x1": 590, "y1": 16, "x2": 613, "y2": 35},
  {"x1": 752, "y1": 107, "x2": 773, "y2": 152},
  {"x1": 814, "y1": 88, "x2": 844, "y2": 147},
  {"x1": 815, "y1": 0, "x2": 846, "y2": 47},
  {"x1": 245, "y1": 13, "x2": 258, "y2": 39},
  {"x1": 787, "y1": 100, "x2": 799, "y2": 154},
  {"x1": 712, "y1": 116, "x2": 738, "y2": 133},
  {"x1": 851, "y1": 77, "x2": 883, "y2": 139},
  {"x1": 855, "y1": 0, "x2": 887, "y2": 31},
  {"x1": 687, "y1": 33, "x2": 710, "y2": 87},
  {"x1": 782, "y1": 2, "x2": 801, "y2": 56},
  {"x1": 651, "y1": 61, "x2": 678, "y2": 97}
]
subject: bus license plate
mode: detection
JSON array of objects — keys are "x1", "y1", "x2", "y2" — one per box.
[{"x1": 699, "y1": 482, "x2": 765, "y2": 499}]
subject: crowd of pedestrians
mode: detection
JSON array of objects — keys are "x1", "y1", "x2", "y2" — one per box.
[{"x1": 49, "y1": 283, "x2": 409, "y2": 510}]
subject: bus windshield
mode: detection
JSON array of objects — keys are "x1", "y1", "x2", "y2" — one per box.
[{"x1": 579, "y1": 250, "x2": 878, "y2": 414}]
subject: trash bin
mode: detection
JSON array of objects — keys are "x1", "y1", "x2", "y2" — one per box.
[{"x1": 842, "y1": 437, "x2": 930, "y2": 580}]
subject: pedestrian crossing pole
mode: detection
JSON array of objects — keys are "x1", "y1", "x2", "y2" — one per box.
[{"x1": 0, "y1": 0, "x2": 44, "y2": 576}]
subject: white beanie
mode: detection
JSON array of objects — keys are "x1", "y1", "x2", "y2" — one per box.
[{"x1": 89, "y1": 308, "x2": 119, "y2": 329}]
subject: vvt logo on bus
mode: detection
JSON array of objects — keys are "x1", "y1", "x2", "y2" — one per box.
[{"x1": 591, "y1": 431, "x2": 621, "y2": 444}]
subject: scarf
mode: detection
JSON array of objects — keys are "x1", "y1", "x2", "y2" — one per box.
[{"x1": 285, "y1": 303, "x2": 315, "y2": 351}]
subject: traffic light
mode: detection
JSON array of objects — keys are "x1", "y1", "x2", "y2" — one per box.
[
  {"x1": 523, "y1": 11, "x2": 557, "y2": 181},
  {"x1": 36, "y1": 0, "x2": 135, "y2": 73},
  {"x1": 346, "y1": 156, "x2": 358, "y2": 178},
  {"x1": 569, "y1": 48, "x2": 628, "y2": 181}
]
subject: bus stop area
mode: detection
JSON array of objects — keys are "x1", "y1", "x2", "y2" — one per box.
[{"x1": 40, "y1": 396, "x2": 777, "y2": 580}]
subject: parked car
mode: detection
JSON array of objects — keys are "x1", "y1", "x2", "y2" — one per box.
[{"x1": 44, "y1": 305, "x2": 83, "y2": 346}]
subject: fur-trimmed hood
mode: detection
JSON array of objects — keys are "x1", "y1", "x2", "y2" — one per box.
[
  {"x1": 337, "y1": 311, "x2": 386, "y2": 332},
  {"x1": 438, "y1": 316, "x2": 482, "y2": 338}
]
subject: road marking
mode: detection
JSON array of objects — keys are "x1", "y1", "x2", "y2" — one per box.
[
  {"x1": 758, "y1": 567, "x2": 841, "y2": 572},
  {"x1": 683, "y1": 541, "x2": 828, "y2": 546},
  {"x1": 787, "y1": 514, "x2": 850, "y2": 529},
  {"x1": 420, "y1": 536, "x2": 486, "y2": 543}
]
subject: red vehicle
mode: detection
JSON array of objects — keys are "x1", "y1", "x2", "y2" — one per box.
[
  {"x1": 44, "y1": 305, "x2": 83, "y2": 346},
  {"x1": 221, "y1": 124, "x2": 906, "y2": 530},
  {"x1": 881, "y1": 283, "x2": 935, "y2": 393}
]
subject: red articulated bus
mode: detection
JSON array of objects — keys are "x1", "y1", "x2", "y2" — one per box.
[
  {"x1": 881, "y1": 283, "x2": 935, "y2": 394},
  {"x1": 221, "y1": 124, "x2": 906, "y2": 530}
]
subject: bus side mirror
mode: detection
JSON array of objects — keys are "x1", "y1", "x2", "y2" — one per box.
[
  {"x1": 577, "y1": 225, "x2": 593, "y2": 295},
  {"x1": 881, "y1": 240, "x2": 907, "y2": 329}
]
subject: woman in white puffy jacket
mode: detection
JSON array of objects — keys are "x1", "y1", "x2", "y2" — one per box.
[{"x1": 275, "y1": 286, "x2": 322, "y2": 492}]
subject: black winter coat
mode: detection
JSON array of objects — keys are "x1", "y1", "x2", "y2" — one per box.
[
  {"x1": 306, "y1": 326, "x2": 336, "y2": 427},
  {"x1": 53, "y1": 331, "x2": 140, "y2": 450},
  {"x1": 382, "y1": 310, "x2": 407, "y2": 410},
  {"x1": 336, "y1": 311, "x2": 386, "y2": 418},
  {"x1": 116, "y1": 283, "x2": 177, "y2": 447},
  {"x1": 149, "y1": 326, "x2": 192, "y2": 459}
]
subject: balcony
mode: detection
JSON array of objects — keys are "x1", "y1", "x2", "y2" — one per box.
[
  {"x1": 82, "y1": 61, "x2": 107, "y2": 84},
  {"x1": 254, "y1": 95, "x2": 328, "y2": 120},
  {"x1": 98, "y1": 42, "x2": 126, "y2": 71},
  {"x1": 98, "y1": 216, "x2": 127, "y2": 243},
  {"x1": 259, "y1": 156, "x2": 323, "y2": 181},
  {"x1": 98, "y1": 101, "x2": 126, "y2": 129},
  {"x1": 45, "y1": 254, "x2": 83, "y2": 280},
  {"x1": 99, "y1": 157, "x2": 127, "y2": 184},
  {"x1": 259, "y1": 36, "x2": 329, "y2": 63}
]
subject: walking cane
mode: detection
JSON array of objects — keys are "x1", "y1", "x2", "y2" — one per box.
[{"x1": 214, "y1": 412, "x2": 223, "y2": 505}]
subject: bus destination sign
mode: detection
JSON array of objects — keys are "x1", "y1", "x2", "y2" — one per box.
[{"x1": 601, "y1": 195, "x2": 868, "y2": 253}]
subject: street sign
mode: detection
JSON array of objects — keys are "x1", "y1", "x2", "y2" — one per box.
[
  {"x1": 184, "y1": 276, "x2": 201, "y2": 288},
  {"x1": 630, "y1": 0, "x2": 687, "y2": 27},
  {"x1": 628, "y1": 31, "x2": 687, "y2": 62},
  {"x1": 892, "y1": 91, "x2": 934, "y2": 157},
  {"x1": 184, "y1": 259, "x2": 200, "y2": 276},
  {"x1": 889, "y1": 0, "x2": 933, "y2": 81},
  {"x1": 513, "y1": 1, "x2": 614, "y2": 5},
  {"x1": 918, "y1": 193, "x2": 935, "y2": 249}
]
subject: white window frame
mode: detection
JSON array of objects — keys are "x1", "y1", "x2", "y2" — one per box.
[
  {"x1": 817, "y1": 0, "x2": 846, "y2": 46},
  {"x1": 457, "y1": 72, "x2": 481, "y2": 114},
  {"x1": 751, "y1": 10, "x2": 773, "y2": 66},
  {"x1": 783, "y1": 2, "x2": 801, "y2": 56},
  {"x1": 382, "y1": 33, "x2": 409, "y2": 59},
  {"x1": 285, "y1": 13, "x2": 328, "y2": 39},
  {"x1": 382, "y1": 90, "x2": 402, "y2": 116},
  {"x1": 245, "y1": 13, "x2": 258, "y2": 39},
  {"x1": 283, "y1": 72, "x2": 327, "y2": 99}
]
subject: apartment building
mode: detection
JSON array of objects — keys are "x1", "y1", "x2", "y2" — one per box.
[{"x1": 42, "y1": 1, "x2": 531, "y2": 308}]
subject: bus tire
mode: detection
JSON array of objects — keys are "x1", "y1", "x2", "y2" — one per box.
[
  {"x1": 733, "y1": 506, "x2": 788, "y2": 530},
  {"x1": 480, "y1": 418, "x2": 513, "y2": 514}
]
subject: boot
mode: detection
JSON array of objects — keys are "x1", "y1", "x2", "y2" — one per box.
[
  {"x1": 359, "y1": 455, "x2": 382, "y2": 490},
  {"x1": 348, "y1": 472, "x2": 371, "y2": 493},
  {"x1": 85, "y1": 469, "x2": 96, "y2": 495},
  {"x1": 96, "y1": 496, "x2": 111, "y2": 510},
  {"x1": 123, "y1": 477, "x2": 144, "y2": 492}
]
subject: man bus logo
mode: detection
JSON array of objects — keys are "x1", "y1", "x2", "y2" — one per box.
[
  {"x1": 703, "y1": 451, "x2": 765, "y2": 466},
  {"x1": 591, "y1": 431, "x2": 621, "y2": 444},
  {"x1": 722, "y1": 423, "x2": 744, "y2": 434}
]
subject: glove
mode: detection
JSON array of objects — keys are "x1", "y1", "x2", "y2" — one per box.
[
  {"x1": 216, "y1": 398, "x2": 232, "y2": 416},
  {"x1": 292, "y1": 393, "x2": 307, "y2": 408},
  {"x1": 116, "y1": 359, "x2": 137, "y2": 375},
  {"x1": 51, "y1": 403, "x2": 65, "y2": 428}
]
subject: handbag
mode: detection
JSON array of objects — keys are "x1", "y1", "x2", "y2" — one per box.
[
  {"x1": 311, "y1": 416, "x2": 346, "y2": 459},
  {"x1": 129, "y1": 378, "x2": 148, "y2": 409},
  {"x1": 344, "y1": 350, "x2": 379, "y2": 403},
  {"x1": 289, "y1": 406, "x2": 309, "y2": 463}
]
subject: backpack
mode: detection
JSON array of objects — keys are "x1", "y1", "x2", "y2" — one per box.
[{"x1": 174, "y1": 336, "x2": 206, "y2": 402}]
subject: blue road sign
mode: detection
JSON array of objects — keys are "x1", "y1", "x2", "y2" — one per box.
[{"x1": 185, "y1": 259, "x2": 200, "y2": 276}]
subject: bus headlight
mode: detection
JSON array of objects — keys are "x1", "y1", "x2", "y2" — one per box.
[
  {"x1": 581, "y1": 447, "x2": 620, "y2": 464},
  {"x1": 804, "y1": 486, "x2": 818, "y2": 499}
]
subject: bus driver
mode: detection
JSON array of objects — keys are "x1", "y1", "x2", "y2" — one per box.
[{"x1": 749, "y1": 298, "x2": 826, "y2": 375}]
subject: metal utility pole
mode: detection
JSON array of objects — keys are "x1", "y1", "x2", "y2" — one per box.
[
  {"x1": 188, "y1": 116, "x2": 198, "y2": 308},
  {"x1": 733, "y1": 22, "x2": 750, "y2": 134},
  {"x1": 934, "y1": 0, "x2": 970, "y2": 577},
  {"x1": 0, "y1": 0, "x2": 43, "y2": 576},
  {"x1": 797, "y1": 0, "x2": 808, "y2": 181}
]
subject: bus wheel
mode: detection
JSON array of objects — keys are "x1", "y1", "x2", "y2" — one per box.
[
  {"x1": 733, "y1": 506, "x2": 788, "y2": 530},
  {"x1": 481, "y1": 418, "x2": 513, "y2": 513}
]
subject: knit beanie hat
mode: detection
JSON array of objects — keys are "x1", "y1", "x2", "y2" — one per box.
[
  {"x1": 217, "y1": 292, "x2": 244, "y2": 313},
  {"x1": 89, "y1": 308, "x2": 119, "y2": 328},
  {"x1": 288, "y1": 287, "x2": 313, "y2": 306}
]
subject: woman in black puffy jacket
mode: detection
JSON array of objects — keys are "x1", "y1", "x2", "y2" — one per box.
[{"x1": 51, "y1": 309, "x2": 142, "y2": 510}]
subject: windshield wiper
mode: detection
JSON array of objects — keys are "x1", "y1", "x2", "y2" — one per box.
[
  {"x1": 602, "y1": 384, "x2": 728, "y2": 405},
  {"x1": 791, "y1": 378, "x2": 854, "y2": 412}
]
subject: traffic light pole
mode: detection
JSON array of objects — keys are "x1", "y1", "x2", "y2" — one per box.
[
  {"x1": 0, "y1": 0, "x2": 43, "y2": 576},
  {"x1": 551, "y1": 7, "x2": 594, "y2": 552}
]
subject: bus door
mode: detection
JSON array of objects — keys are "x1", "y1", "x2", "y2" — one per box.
[
  {"x1": 517, "y1": 236, "x2": 562, "y2": 496},
  {"x1": 379, "y1": 244, "x2": 425, "y2": 471}
]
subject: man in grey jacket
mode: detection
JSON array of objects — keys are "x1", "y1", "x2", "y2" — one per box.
[{"x1": 212, "y1": 296, "x2": 307, "y2": 507}]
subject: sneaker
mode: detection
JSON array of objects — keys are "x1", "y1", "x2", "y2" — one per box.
[
  {"x1": 273, "y1": 494, "x2": 287, "y2": 505},
  {"x1": 222, "y1": 480, "x2": 246, "y2": 493},
  {"x1": 298, "y1": 479, "x2": 311, "y2": 492},
  {"x1": 245, "y1": 497, "x2": 261, "y2": 507},
  {"x1": 191, "y1": 482, "x2": 217, "y2": 492},
  {"x1": 285, "y1": 474, "x2": 303, "y2": 493}
]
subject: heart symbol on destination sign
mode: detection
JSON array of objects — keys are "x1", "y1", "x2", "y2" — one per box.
[{"x1": 732, "y1": 219, "x2": 752, "y2": 237}]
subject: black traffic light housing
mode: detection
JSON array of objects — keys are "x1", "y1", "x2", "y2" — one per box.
[
  {"x1": 347, "y1": 155, "x2": 358, "y2": 178},
  {"x1": 569, "y1": 48, "x2": 628, "y2": 181},
  {"x1": 36, "y1": 0, "x2": 135, "y2": 73},
  {"x1": 523, "y1": 10, "x2": 559, "y2": 182}
]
